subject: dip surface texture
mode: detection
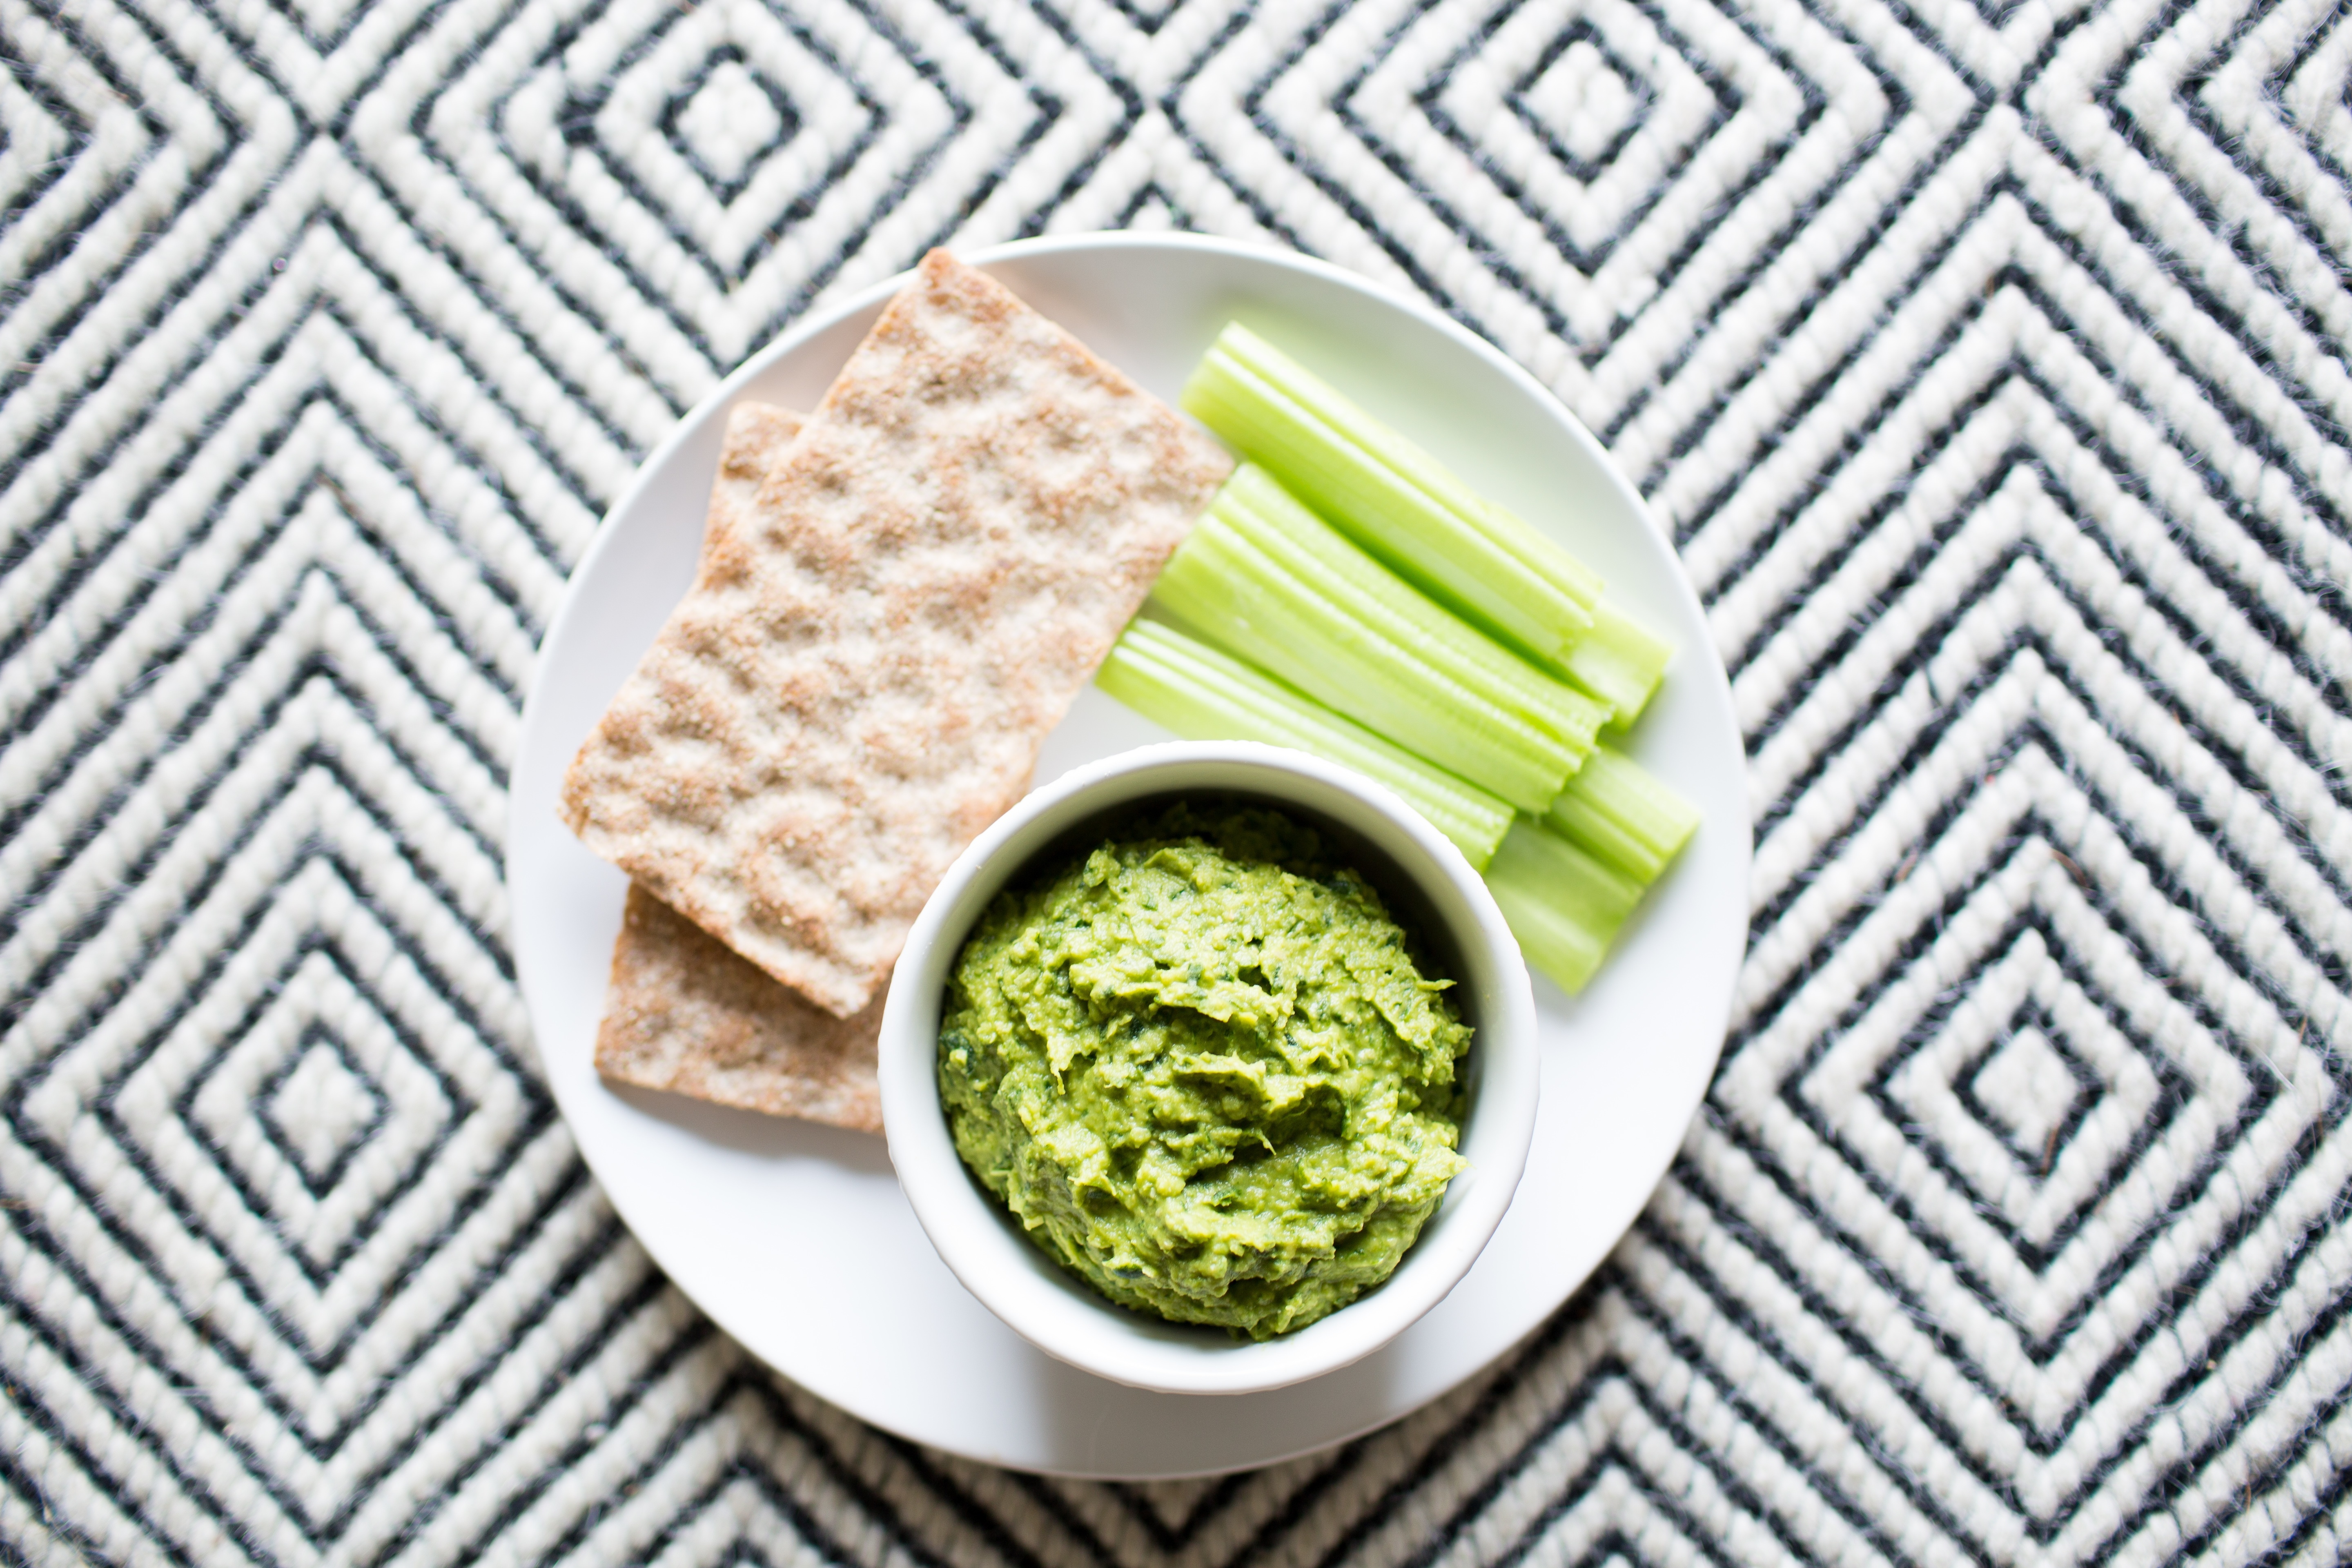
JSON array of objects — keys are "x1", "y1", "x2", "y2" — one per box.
[{"x1": 938, "y1": 804, "x2": 1471, "y2": 1340}]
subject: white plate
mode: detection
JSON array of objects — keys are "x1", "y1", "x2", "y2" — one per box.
[{"x1": 506, "y1": 233, "x2": 1750, "y2": 1478}]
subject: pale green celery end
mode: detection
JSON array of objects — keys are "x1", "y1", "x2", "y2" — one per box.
[
  {"x1": 1521, "y1": 817, "x2": 1644, "y2": 924},
  {"x1": 1217, "y1": 325, "x2": 1606, "y2": 613},
  {"x1": 1598, "y1": 597, "x2": 1673, "y2": 668},
  {"x1": 1188, "y1": 352, "x2": 1590, "y2": 661},
  {"x1": 1487, "y1": 878, "x2": 1603, "y2": 995},
  {"x1": 1213, "y1": 468, "x2": 1600, "y2": 751},
  {"x1": 1544, "y1": 790, "x2": 1663, "y2": 884},
  {"x1": 1572, "y1": 747, "x2": 1700, "y2": 857},
  {"x1": 1544, "y1": 749, "x2": 1698, "y2": 886},
  {"x1": 1561, "y1": 600, "x2": 1671, "y2": 727},
  {"x1": 1095, "y1": 644, "x2": 1227, "y2": 738},
  {"x1": 1104, "y1": 629, "x2": 1511, "y2": 866},
  {"x1": 1560, "y1": 650, "x2": 1644, "y2": 726},
  {"x1": 1148, "y1": 526, "x2": 1568, "y2": 811},
  {"x1": 1481, "y1": 821, "x2": 1640, "y2": 993}
]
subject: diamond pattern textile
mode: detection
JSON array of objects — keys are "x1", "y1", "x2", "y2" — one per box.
[{"x1": 4, "y1": 0, "x2": 2351, "y2": 1561}]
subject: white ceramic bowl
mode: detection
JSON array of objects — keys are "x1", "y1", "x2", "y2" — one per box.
[{"x1": 877, "y1": 741, "x2": 1540, "y2": 1396}]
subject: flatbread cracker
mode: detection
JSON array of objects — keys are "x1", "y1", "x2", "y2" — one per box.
[
  {"x1": 592, "y1": 400, "x2": 882, "y2": 1127},
  {"x1": 561, "y1": 249, "x2": 1234, "y2": 1017},
  {"x1": 597, "y1": 883, "x2": 882, "y2": 1131},
  {"x1": 696, "y1": 398, "x2": 806, "y2": 577}
]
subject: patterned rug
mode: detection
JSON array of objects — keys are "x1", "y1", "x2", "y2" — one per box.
[{"x1": 7, "y1": 0, "x2": 2352, "y2": 1559}]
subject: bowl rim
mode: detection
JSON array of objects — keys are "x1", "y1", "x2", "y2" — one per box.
[{"x1": 877, "y1": 740, "x2": 1540, "y2": 1396}]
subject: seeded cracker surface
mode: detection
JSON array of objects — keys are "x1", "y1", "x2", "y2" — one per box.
[{"x1": 561, "y1": 249, "x2": 1234, "y2": 1018}]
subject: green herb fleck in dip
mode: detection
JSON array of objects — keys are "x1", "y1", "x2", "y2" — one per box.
[{"x1": 937, "y1": 802, "x2": 1472, "y2": 1340}]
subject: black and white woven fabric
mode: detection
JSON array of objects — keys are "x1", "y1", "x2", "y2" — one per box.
[{"x1": 7, "y1": 0, "x2": 2352, "y2": 1559}]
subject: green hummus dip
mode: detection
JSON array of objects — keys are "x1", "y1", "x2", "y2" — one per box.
[{"x1": 938, "y1": 802, "x2": 1472, "y2": 1340}]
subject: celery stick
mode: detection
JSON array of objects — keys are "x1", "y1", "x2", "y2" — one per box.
[
  {"x1": 1150, "y1": 516, "x2": 1577, "y2": 812},
  {"x1": 1115, "y1": 622, "x2": 1515, "y2": 857},
  {"x1": 1214, "y1": 466, "x2": 1610, "y2": 751},
  {"x1": 1208, "y1": 328, "x2": 1607, "y2": 613},
  {"x1": 1185, "y1": 331, "x2": 1596, "y2": 663},
  {"x1": 1544, "y1": 745, "x2": 1699, "y2": 885},
  {"x1": 1100, "y1": 621, "x2": 1515, "y2": 866},
  {"x1": 1481, "y1": 819, "x2": 1643, "y2": 994},
  {"x1": 1558, "y1": 599, "x2": 1672, "y2": 728}
]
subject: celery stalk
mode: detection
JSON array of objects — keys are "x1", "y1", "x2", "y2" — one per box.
[
  {"x1": 1185, "y1": 328, "x2": 1598, "y2": 663},
  {"x1": 1559, "y1": 599, "x2": 1672, "y2": 728},
  {"x1": 1481, "y1": 819, "x2": 1644, "y2": 994},
  {"x1": 1206, "y1": 328, "x2": 1606, "y2": 615},
  {"x1": 1099, "y1": 620, "x2": 1515, "y2": 866},
  {"x1": 1544, "y1": 745, "x2": 1699, "y2": 885},
  {"x1": 1149, "y1": 514, "x2": 1578, "y2": 812},
  {"x1": 1214, "y1": 466, "x2": 1610, "y2": 750}
]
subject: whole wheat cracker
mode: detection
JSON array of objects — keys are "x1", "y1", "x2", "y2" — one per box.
[
  {"x1": 561, "y1": 249, "x2": 1233, "y2": 1018},
  {"x1": 597, "y1": 882, "x2": 883, "y2": 1130},
  {"x1": 588, "y1": 399, "x2": 889, "y2": 1129}
]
